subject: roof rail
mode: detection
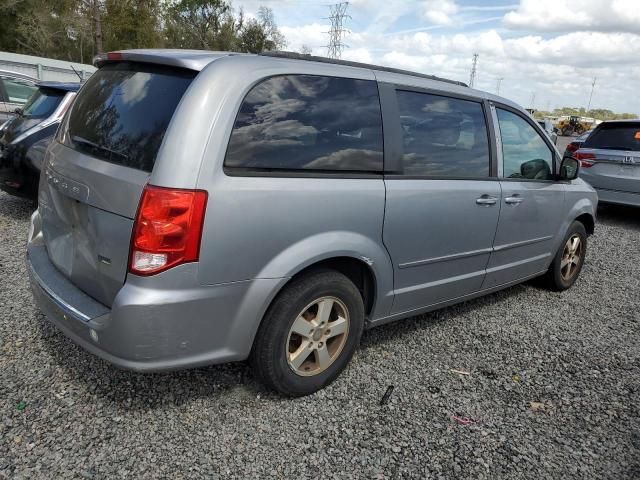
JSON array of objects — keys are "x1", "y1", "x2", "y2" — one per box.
[{"x1": 259, "y1": 51, "x2": 468, "y2": 87}]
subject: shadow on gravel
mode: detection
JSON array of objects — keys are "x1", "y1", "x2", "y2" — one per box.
[
  {"x1": 360, "y1": 283, "x2": 525, "y2": 349},
  {"x1": 596, "y1": 204, "x2": 640, "y2": 231},
  {"x1": 34, "y1": 284, "x2": 526, "y2": 408},
  {"x1": 34, "y1": 314, "x2": 260, "y2": 410},
  {"x1": 0, "y1": 193, "x2": 36, "y2": 221}
]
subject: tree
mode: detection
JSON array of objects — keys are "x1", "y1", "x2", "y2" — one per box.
[
  {"x1": 237, "y1": 8, "x2": 286, "y2": 53},
  {"x1": 164, "y1": 0, "x2": 237, "y2": 50},
  {"x1": 164, "y1": 1, "x2": 285, "y2": 52},
  {"x1": 102, "y1": 0, "x2": 163, "y2": 51},
  {"x1": 0, "y1": 0, "x2": 287, "y2": 63}
]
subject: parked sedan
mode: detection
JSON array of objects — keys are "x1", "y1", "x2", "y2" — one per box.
[
  {"x1": 537, "y1": 118, "x2": 558, "y2": 144},
  {"x1": 574, "y1": 120, "x2": 640, "y2": 207},
  {"x1": 0, "y1": 81, "x2": 79, "y2": 198}
]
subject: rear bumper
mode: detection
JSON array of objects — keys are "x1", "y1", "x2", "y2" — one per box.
[
  {"x1": 593, "y1": 187, "x2": 640, "y2": 207},
  {"x1": 27, "y1": 211, "x2": 284, "y2": 372}
]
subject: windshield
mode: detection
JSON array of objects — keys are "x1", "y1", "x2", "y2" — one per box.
[
  {"x1": 65, "y1": 61, "x2": 196, "y2": 172},
  {"x1": 22, "y1": 88, "x2": 65, "y2": 119},
  {"x1": 584, "y1": 123, "x2": 640, "y2": 151}
]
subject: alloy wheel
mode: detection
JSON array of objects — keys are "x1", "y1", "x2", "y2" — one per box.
[
  {"x1": 286, "y1": 296, "x2": 350, "y2": 376},
  {"x1": 560, "y1": 234, "x2": 583, "y2": 281}
]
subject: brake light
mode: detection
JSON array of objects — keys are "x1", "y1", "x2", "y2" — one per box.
[
  {"x1": 574, "y1": 151, "x2": 595, "y2": 168},
  {"x1": 129, "y1": 185, "x2": 207, "y2": 276},
  {"x1": 565, "y1": 142, "x2": 579, "y2": 153},
  {"x1": 107, "y1": 51, "x2": 123, "y2": 61}
]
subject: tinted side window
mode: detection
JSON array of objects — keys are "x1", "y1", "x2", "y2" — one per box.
[
  {"x1": 396, "y1": 91, "x2": 490, "y2": 177},
  {"x1": 497, "y1": 109, "x2": 553, "y2": 180},
  {"x1": 225, "y1": 75, "x2": 383, "y2": 172},
  {"x1": 1, "y1": 77, "x2": 36, "y2": 104},
  {"x1": 66, "y1": 62, "x2": 195, "y2": 172}
]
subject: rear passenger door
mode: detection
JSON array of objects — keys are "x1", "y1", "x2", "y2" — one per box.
[
  {"x1": 381, "y1": 86, "x2": 501, "y2": 314},
  {"x1": 482, "y1": 105, "x2": 565, "y2": 289}
]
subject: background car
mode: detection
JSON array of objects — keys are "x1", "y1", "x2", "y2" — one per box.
[
  {"x1": 574, "y1": 120, "x2": 640, "y2": 207},
  {"x1": 0, "y1": 70, "x2": 38, "y2": 122},
  {"x1": 537, "y1": 118, "x2": 558, "y2": 144},
  {"x1": 563, "y1": 129, "x2": 594, "y2": 159},
  {"x1": 0, "y1": 81, "x2": 79, "y2": 198}
]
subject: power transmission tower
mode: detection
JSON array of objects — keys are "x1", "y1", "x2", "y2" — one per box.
[
  {"x1": 587, "y1": 77, "x2": 597, "y2": 113},
  {"x1": 495, "y1": 77, "x2": 503, "y2": 95},
  {"x1": 326, "y1": 2, "x2": 350, "y2": 59},
  {"x1": 530, "y1": 92, "x2": 536, "y2": 110},
  {"x1": 469, "y1": 53, "x2": 479, "y2": 87}
]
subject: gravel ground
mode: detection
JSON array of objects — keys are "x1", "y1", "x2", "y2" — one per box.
[{"x1": 0, "y1": 191, "x2": 638, "y2": 479}]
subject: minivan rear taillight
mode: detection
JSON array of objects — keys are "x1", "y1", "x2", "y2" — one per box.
[{"x1": 129, "y1": 185, "x2": 207, "y2": 276}]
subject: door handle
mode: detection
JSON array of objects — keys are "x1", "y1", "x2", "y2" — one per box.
[
  {"x1": 476, "y1": 195, "x2": 497, "y2": 206},
  {"x1": 504, "y1": 195, "x2": 523, "y2": 205}
]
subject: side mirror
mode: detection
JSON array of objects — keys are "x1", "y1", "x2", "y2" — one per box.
[{"x1": 559, "y1": 157, "x2": 579, "y2": 181}]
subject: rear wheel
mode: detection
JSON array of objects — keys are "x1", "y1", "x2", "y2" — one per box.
[
  {"x1": 544, "y1": 221, "x2": 587, "y2": 291},
  {"x1": 251, "y1": 270, "x2": 364, "y2": 396}
]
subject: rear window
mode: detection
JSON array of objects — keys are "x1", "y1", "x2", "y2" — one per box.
[
  {"x1": 584, "y1": 123, "x2": 640, "y2": 152},
  {"x1": 66, "y1": 62, "x2": 195, "y2": 172},
  {"x1": 22, "y1": 88, "x2": 65, "y2": 119},
  {"x1": 224, "y1": 75, "x2": 383, "y2": 173}
]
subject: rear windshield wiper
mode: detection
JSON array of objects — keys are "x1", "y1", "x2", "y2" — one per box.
[{"x1": 71, "y1": 135, "x2": 129, "y2": 161}]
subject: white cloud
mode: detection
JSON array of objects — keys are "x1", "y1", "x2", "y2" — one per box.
[
  {"x1": 234, "y1": 0, "x2": 640, "y2": 114},
  {"x1": 342, "y1": 48, "x2": 373, "y2": 64},
  {"x1": 503, "y1": 0, "x2": 640, "y2": 34},
  {"x1": 279, "y1": 23, "x2": 327, "y2": 52},
  {"x1": 421, "y1": 0, "x2": 459, "y2": 25}
]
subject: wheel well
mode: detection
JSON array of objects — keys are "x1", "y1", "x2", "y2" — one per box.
[
  {"x1": 289, "y1": 257, "x2": 376, "y2": 317},
  {"x1": 576, "y1": 213, "x2": 595, "y2": 236}
]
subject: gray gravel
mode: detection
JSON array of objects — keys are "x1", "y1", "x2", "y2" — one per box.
[{"x1": 1, "y1": 191, "x2": 639, "y2": 479}]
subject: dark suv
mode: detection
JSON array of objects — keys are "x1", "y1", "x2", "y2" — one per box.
[{"x1": 0, "y1": 82, "x2": 79, "y2": 198}]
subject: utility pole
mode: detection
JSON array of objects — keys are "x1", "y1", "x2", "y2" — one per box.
[
  {"x1": 587, "y1": 77, "x2": 597, "y2": 113},
  {"x1": 530, "y1": 92, "x2": 536, "y2": 110},
  {"x1": 326, "y1": 2, "x2": 350, "y2": 59},
  {"x1": 469, "y1": 53, "x2": 478, "y2": 88},
  {"x1": 495, "y1": 77, "x2": 503, "y2": 95}
]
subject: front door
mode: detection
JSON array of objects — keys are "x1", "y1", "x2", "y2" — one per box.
[
  {"x1": 382, "y1": 89, "x2": 500, "y2": 315},
  {"x1": 483, "y1": 106, "x2": 565, "y2": 289}
]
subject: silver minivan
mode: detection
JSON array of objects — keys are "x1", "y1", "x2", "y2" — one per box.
[{"x1": 27, "y1": 50, "x2": 597, "y2": 396}]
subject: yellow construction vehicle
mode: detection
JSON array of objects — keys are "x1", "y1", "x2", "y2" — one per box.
[{"x1": 555, "y1": 116, "x2": 591, "y2": 136}]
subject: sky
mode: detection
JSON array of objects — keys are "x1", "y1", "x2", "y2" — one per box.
[{"x1": 234, "y1": 0, "x2": 640, "y2": 115}]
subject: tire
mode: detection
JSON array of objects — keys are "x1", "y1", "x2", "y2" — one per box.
[
  {"x1": 250, "y1": 269, "x2": 365, "y2": 396},
  {"x1": 544, "y1": 221, "x2": 587, "y2": 291}
]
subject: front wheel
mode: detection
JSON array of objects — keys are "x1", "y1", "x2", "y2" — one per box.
[
  {"x1": 251, "y1": 270, "x2": 365, "y2": 396},
  {"x1": 544, "y1": 221, "x2": 587, "y2": 291}
]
